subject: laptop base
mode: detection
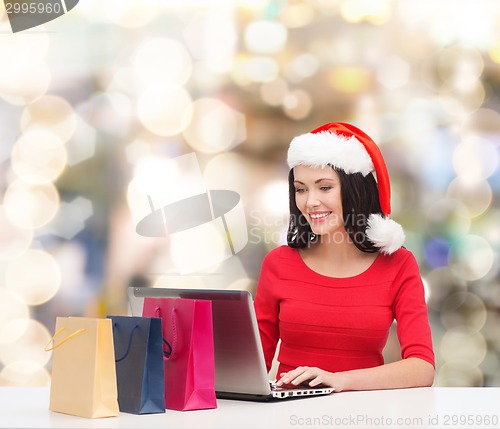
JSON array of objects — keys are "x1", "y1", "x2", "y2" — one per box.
[{"x1": 216, "y1": 387, "x2": 334, "y2": 402}]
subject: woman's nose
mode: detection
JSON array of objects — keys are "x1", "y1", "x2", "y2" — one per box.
[{"x1": 306, "y1": 191, "x2": 320, "y2": 208}]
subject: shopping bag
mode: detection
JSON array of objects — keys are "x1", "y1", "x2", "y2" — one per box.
[
  {"x1": 107, "y1": 316, "x2": 165, "y2": 414},
  {"x1": 45, "y1": 317, "x2": 119, "y2": 418},
  {"x1": 142, "y1": 297, "x2": 217, "y2": 411}
]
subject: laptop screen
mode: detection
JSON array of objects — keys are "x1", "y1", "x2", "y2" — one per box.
[{"x1": 127, "y1": 287, "x2": 272, "y2": 395}]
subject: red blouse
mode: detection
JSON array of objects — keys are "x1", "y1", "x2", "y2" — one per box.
[{"x1": 254, "y1": 246, "x2": 435, "y2": 376}]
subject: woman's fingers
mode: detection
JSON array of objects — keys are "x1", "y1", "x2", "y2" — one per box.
[{"x1": 276, "y1": 366, "x2": 317, "y2": 386}]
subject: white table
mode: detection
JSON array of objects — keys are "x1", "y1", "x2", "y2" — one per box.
[{"x1": 1, "y1": 387, "x2": 499, "y2": 429}]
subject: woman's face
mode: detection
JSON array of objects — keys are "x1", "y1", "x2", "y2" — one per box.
[{"x1": 293, "y1": 165, "x2": 345, "y2": 238}]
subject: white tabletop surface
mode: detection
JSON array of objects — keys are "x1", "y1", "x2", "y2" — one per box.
[{"x1": 1, "y1": 387, "x2": 499, "y2": 429}]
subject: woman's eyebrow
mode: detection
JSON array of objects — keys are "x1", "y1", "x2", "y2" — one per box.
[
  {"x1": 315, "y1": 178, "x2": 336, "y2": 184},
  {"x1": 294, "y1": 178, "x2": 336, "y2": 185}
]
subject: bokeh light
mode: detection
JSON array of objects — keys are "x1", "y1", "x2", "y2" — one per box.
[
  {"x1": 440, "y1": 292, "x2": 487, "y2": 334},
  {"x1": 283, "y1": 89, "x2": 313, "y2": 120},
  {"x1": 11, "y1": 130, "x2": 67, "y2": 185},
  {"x1": 19, "y1": 95, "x2": 77, "y2": 143},
  {"x1": 435, "y1": 361, "x2": 484, "y2": 387},
  {"x1": 243, "y1": 56, "x2": 280, "y2": 83},
  {"x1": 76, "y1": 92, "x2": 133, "y2": 138},
  {"x1": 127, "y1": 153, "x2": 207, "y2": 226},
  {"x1": 260, "y1": 180, "x2": 289, "y2": 218},
  {"x1": 449, "y1": 235, "x2": 495, "y2": 282},
  {"x1": 255, "y1": 180, "x2": 290, "y2": 250},
  {"x1": 137, "y1": 83, "x2": 193, "y2": 136},
  {"x1": 0, "y1": 319, "x2": 52, "y2": 369},
  {"x1": 452, "y1": 135, "x2": 499, "y2": 184},
  {"x1": 203, "y1": 152, "x2": 251, "y2": 198},
  {"x1": 285, "y1": 53, "x2": 319, "y2": 82},
  {"x1": 0, "y1": 207, "x2": 33, "y2": 260},
  {"x1": 0, "y1": 289, "x2": 30, "y2": 344},
  {"x1": 424, "y1": 267, "x2": 467, "y2": 312},
  {"x1": 440, "y1": 329, "x2": 487, "y2": 367},
  {"x1": 340, "y1": 0, "x2": 391, "y2": 24},
  {"x1": 244, "y1": 20, "x2": 288, "y2": 54},
  {"x1": 182, "y1": 9, "x2": 237, "y2": 73},
  {"x1": 280, "y1": 3, "x2": 315, "y2": 28},
  {"x1": 132, "y1": 38, "x2": 192, "y2": 87},
  {"x1": 0, "y1": 63, "x2": 51, "y2": 106},
  {"x1": 102, "y1": 0, "x2": 158, "y2": 28},
  {"x1": 3, "y1": 180, "x2": 60, "y2": 229},
  {"x1": 65, "y1": 116, "x2": 97, "y2": 166},
  {"x1": 260, "y1": 78, "x2": 289, "y2": 106},
  {"x1": 183, "y1": 98, "x2": 246, "y2": 153},
  {"x1": 170, "y1": 222, "x2": 230, "y2": 274},
  {"x1": 0, "y1": 362, "x2": 51, "y2": 387},
  {"x1": 0, "y1": 26, "x2": 50, "y2": 104},
  {"x1": 425, "y1": 198, "x2": 471, "y2": 238},
  {"x1": 152, "y1": 275, "x2": 205, "y2": 289},
  {"x1": 328, "y1": 67, "x2": 372, "y2": 93},
  {"x1": 446, "y1": 178, "x2": 492, "y2": 218},
  {"x1": 376, "y1": 55, "x2": 410, "y2": 90},
  {"x1": 488, "y1": 40, "x2": 500, "y2": 63},
  {"x1": 437, "y1": 45, "x2": 484, "y2": 91},
  {"x1": 5, "y1": 249, "x2": 62, "y2": 306}
]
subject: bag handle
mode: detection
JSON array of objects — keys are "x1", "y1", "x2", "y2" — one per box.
[
  {"x1": 163, "y1": 338, "x2": 173, "y2": 357},
  {"x1": 44, "y1": 327, "x2": 86, "y2": 352},
  {"x1": 155, "y1": 306, "x2": 178, "y2": 360},
  {"x1": 113, "y1": 323, "x2": 140, "y2": 362}
]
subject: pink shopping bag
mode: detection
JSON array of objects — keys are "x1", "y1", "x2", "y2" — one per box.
[{"x1": 142, "y1": 297, "x2": 217, "y2": 411}]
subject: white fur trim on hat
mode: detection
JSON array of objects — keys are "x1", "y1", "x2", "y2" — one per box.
[
  {"x1": 287, "y1": 131, "x2": 374, "y2": 176},
  {"x1": 365, "y1": 213, "x2": 405, "y2": 255}
]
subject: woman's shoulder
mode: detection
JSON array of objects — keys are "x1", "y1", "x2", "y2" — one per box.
[
  {"x1": 376, "y1": 246, "x2": 419, "y2": 272},
  {"x1": 382, "y1": 246, "x2": 413, "y2": 260},
  {"x1": 264, "y1": 245, "x2": 298, "y2": 262},
  {"x1": 260, "y1": 245, "x2": 299, "y2": 279}
]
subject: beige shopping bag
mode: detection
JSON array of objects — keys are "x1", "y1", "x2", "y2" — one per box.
[{"x1": 45, "y1": 317, "x2": 119, "y2": 418}]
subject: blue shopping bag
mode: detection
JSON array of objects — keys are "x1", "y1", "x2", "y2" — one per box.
[{"x1": 107, "y1": 316, "x2": 165, "y2": 414}]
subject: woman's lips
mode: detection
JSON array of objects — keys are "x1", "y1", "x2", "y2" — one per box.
[{"x1": 308, "y1": 212, "x2": 331, "y2": 223}]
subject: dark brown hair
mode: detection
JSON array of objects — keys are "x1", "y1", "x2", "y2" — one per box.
[{"x1": 286, "y1": 166, "x2": 383, "y2": 252}]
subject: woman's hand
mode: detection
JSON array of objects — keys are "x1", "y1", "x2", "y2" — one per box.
[
  {"x1": 275, "y1": 366, "x2": 344, "y2": 392},
  {"x1": 274, "y1": 358, "x2": 434, "y2": 392}
]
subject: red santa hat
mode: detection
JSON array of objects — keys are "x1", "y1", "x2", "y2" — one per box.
[{"x1": 287, "y1": 122, "x2": 405, "y2": 254}]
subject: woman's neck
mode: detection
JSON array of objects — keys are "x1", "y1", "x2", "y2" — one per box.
[{"x1": 300, "y1": 233, "x2": 378, "y2": 278}]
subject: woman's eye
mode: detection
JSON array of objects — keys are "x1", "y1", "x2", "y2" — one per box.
[
  {"x1": 295, "y1": 188, "x2": 305, "y2": 193},
  {"x1": 320, "y1": 186, "x2": 332, "y2": 191}
]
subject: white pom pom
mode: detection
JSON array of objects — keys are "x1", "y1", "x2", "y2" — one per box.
[{"x1": 366, "y1": 213, "x2": 405, "y2": 255}]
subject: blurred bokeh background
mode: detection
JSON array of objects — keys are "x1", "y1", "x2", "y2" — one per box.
[{"x1": 1, "y1": 0, "x2": 499, "y2": 388}]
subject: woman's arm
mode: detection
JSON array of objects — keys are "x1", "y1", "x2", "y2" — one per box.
[
  {"x1": 276, "y1": 357, "x2": 435, "y2": 392},
  {"x1": 254, "y1": 249, "x2": 282, "y2": 372}
]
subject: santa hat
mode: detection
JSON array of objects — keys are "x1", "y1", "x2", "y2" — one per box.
[{"x1": 287, "y1": 122, "x2": 405, "y2": 254}]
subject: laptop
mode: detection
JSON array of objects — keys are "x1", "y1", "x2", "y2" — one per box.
[{"x1": 127, "y1": 287, "x2": 334, "y2": 401}]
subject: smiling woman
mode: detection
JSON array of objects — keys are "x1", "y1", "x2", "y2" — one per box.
[
  {"x1": 292, "y1": 167, "x2": 344, "y2": 238},
  {"x1": 286, "y1": 124, "x2": 404, "y2": 255},
  {"x1": 255, "y1": 122, "x2": 435, "y2": 393}
]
